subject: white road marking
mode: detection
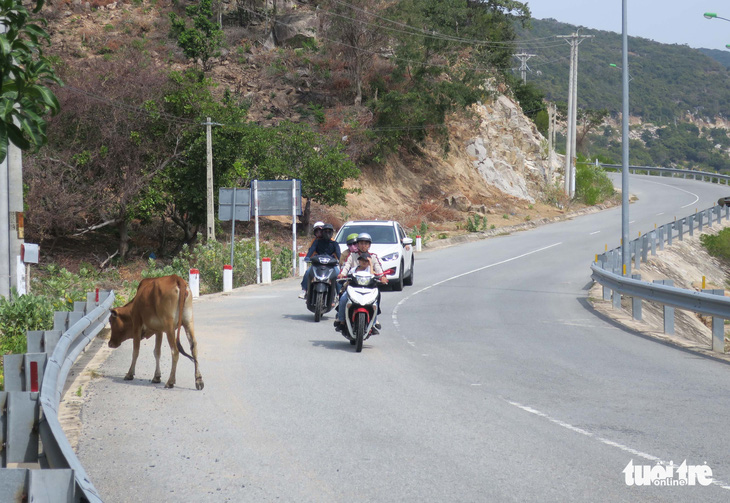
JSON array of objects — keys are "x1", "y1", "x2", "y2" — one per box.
[
  {"x1": 640, "y1": 179, "x2": 701, "y2": 209},
  {"x1": 589, "y1": 231, "x2": 601, "y2": 235},
  {"x1": 392, "y1": 242, "x2": 562, "y2": 337},
  {"x1": 504, "y1": 398, "x2": 730, "y2": 490}
]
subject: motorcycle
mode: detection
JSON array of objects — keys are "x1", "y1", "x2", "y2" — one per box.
[
  {"x1": 338, "y1": 271, "x2": 380, "y2": 352},
  {"x1": 305, "y1": 255, "x2": 339, "y2": 322}
]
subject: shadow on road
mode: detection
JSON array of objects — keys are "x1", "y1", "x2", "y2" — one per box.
[
  {"x1": 280, "y1": 313, "x2": 335, "y2": 322},
  {"x1": 311, "y1": 339, "x2": 367, "y2": 352}
]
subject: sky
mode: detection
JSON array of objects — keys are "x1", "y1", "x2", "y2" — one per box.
[{"x1": 525, "y1": 0, "x2": 730, "y2": 50}]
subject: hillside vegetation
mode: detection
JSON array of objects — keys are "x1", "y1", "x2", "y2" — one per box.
[
  {"x1": 22, "y1": 0, "x2": 541, "y2": 264},
  {"x1": 516, "y1": 18, "x2": 730, "y2": 173},
  {"x1": 516, "y1": 18, "x2": 730, "y2": 123}
]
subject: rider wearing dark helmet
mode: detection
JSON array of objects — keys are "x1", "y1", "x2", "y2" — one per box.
[{"x1": 299, "y1": 222, "x2": 341, "y2": 298}]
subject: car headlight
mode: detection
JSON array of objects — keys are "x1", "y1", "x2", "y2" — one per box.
[{"x1": 381, "y1": 252, "x2": 399, "y2": 262}]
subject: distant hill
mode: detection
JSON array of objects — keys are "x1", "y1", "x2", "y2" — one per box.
[
  {"x1": 515, "y1": 18, "x2": 730, "y2": 124},
  {"x1": 699, "y1": 48, "x2": 730, "y2": 69}
]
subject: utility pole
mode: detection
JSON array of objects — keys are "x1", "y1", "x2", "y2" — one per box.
[
  {"x1": 548, "y1": 103, "x2": 555, "y2": 163},
  {"x1": 203, "y1": 118, "x2": 222, "y2": 242},
  {"x1": 0, "y1": 19, "x2": 23, "y2": 298},
  {"x1": 514, "y1": 52, "x2": 536, "y2": 83},
  {"x1": 557, "y1": 32, "x2": 593, "y2": 197}
]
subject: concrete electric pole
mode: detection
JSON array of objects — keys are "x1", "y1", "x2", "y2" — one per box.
[
  {"x1": 0, "y1": 19, "x2": 24, "y2": 298},
  {"x1": 203, "y1": 117, "x2": 222, "y2": 243},
  {"x1": 514, "y1": 52, "x2": 536, "y2": 83},
  {"x1": 557, "y1": 32, "x2": 593, "y2": 197}
]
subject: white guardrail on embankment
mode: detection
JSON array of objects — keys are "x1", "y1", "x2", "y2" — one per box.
[
  {"x1": 591, "y1": 166, "x2": 730, "y2": 354},
  {"x1": 0, "y1": 289, "x2": 114, "y2": 502}
]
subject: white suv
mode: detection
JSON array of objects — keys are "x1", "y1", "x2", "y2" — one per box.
[{"x1": 335, "y1": 220, "x2": 414, "y2": 291}]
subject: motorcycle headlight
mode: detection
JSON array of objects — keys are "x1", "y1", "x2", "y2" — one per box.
[
  {"x1": 381, "y1": 252, "x2": 399, "y2": 262},
  {"x1": 355, "y1": 275, "x2": 371, "y2": 286}
]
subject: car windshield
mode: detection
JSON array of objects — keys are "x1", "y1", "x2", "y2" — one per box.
[{"x1": 337, "y1": 224, "x2": 397, "y2": 244}]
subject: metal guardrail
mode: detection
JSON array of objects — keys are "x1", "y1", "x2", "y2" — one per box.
[
  {"x1": 592, "y1": 197, "x2": 730, "y2": 353},
  {"x1": 598, "y1": 163, "x2": 730, "y2": 185},
  {"x1": 1, "y1": 289, "x2": 114, "y2": 502}
]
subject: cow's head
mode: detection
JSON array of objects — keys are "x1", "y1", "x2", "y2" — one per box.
[{"x1": 108, "y1": 308, "x2": 133, "y2": 348}]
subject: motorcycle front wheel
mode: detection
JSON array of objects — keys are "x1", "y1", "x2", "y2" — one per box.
[
  {"x1": 314, "y1": 291, "x2": 324, "y2": 322},
  {"x1": 355, "y1": 312, "x2": 366, "y2": 352}
]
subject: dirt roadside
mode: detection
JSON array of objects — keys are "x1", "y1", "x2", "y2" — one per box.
[{"x1": 588, "y1": 220, "x2": 730, "y2": 362}]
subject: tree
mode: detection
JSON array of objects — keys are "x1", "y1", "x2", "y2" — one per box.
[
  {"x1": 24, "y1": 50, "x2": 188, "y2": 259},
  {"x1": 576, "y1": 108, "x2": 608, "y2": 153},
  {"x1": 168, "y1": 117, "x2": 359, "y2": 234},
  {"x1": 320, "y1": 0, "x2": 388, "y2": 106},
  {"x1": 169, "y1": 0, "x2": 224, "y2": 72},
  {"x1": 0, "y1": 0, "x2": 61, "y2": 162}
]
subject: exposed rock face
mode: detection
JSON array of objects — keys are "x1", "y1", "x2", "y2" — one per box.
[
  {"x1": 273, "y1": 12, "x2": 318, "y2": 47},
  {"x1": 341, "y1": 93, "x2": 564, "y2": 222},
  {"x1": 466, "y1": 95, "x2": 561, "y2": 204}
]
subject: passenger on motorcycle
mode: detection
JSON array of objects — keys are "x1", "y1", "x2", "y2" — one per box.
[
  {"x1": 335, "y1": 233, "x2": 387, "y2": 333},
  {"x1": 339, "y1": 233, "x2": 360, "y2": 266},
  {"x1": 299, "y1": 222, "x2": 341, "y2": 299}
]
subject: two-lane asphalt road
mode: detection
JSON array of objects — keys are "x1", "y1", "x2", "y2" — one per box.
[{"x1": 78, "y1": 175, "x2": 730, "y2": 502}]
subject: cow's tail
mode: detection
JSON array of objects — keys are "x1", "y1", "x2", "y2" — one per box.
[{"x1": 176, "y1": 276, "x2": 195, "y2": 362}]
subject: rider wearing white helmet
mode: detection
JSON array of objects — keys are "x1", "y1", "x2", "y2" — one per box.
[{"x1": 335, "y1": 232, "x2": 387, "y2": 333}]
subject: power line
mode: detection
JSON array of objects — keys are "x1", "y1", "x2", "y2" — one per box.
[
  {"x1": 63, "y1": 85, "x2": 199, "y2": 126},
  {"x1": 317, "y1": 0, "x2": 555, "y2": 46}
]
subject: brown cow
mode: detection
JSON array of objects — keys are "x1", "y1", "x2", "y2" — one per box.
[{"x1": 108, "y1": 275, "x2": 204, "y2": 390}]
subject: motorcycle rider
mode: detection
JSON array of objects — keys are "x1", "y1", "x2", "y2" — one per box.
[
  {"x1": 299, "y1": 222, "x2": 341, "y2": 299},
  {"x1": 340, "y1": 233, "x2": 360, "y2": 266},
  {"x1": 335, "y1": 233, "x2": 387, "y2": 333}
]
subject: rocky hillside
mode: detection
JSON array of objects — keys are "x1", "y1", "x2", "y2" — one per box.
[{"x1": 37, "y1": 0, "x2": 566, "y2": 239}]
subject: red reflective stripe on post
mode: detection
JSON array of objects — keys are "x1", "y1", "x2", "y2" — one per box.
[
  {"x1": 95, "y1": 288, "x2": 99, "y2": 303},
  {"x1": 299, "y1": 252, "x2": 306, "y2": 257},
  {"x1": 262, "y1": 258, "x2": 271, "y2": 262},
  {"x1": 30, "y1": 361, "x2": 39, "y2": 392},
  {"x1": 190, "y1": 268, "x2": 199, "y2": 274},
  {"x1": 224, "y1": 265, "x2": 233, "y2": 270}
]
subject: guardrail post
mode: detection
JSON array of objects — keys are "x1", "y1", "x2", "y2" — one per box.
[
  {"x1": 599, "y1": 260, "x2": 611, "y2": 300},
  {"x1": 703, "y1": 289, "x2": 726, "y2": 353},
  {"x1": 708, "y1": 208, "x2": 713, "y2": 228},
  {"x1": 653, "y1": 280, "x2": 675, "y2": 334},
  {"x1": 641, "y1": 234, "x2": 649, "y2": 263},
  {"x1": 658, "y1": 226, "x2": 665, "y2": 251},
  {"x1": 650, "y1": 230, "x2": 657, "y2": 256},
  {"x1": 678, "y1": 219, "x2": 683, "y2": 241},
  {"x1": 698, "y1": 211, "x2": 704, "y2": 232},
  {"x1": 667, "y1": 223, "x2": 673, "y2": 246},
  {"x1": 631, "y1": 274, "x2": 642, "y2": 320},
  {"x1": 612, "y1": 286, "x2": 622, "y2": 310},
  {"x1": 688, "y1": 215, "x2": 694, "y2": 237},
  {"x1": 633, "y1": 239, "x2": 640, "y2": 270},
  {"x1": 5, "y1": 392, "x2": 40, "y2": 464}
]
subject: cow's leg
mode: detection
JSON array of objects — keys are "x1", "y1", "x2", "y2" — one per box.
[
  {"x1": 164, "y1": 330, "x2": 179, "y2": 389},
  {"x1": 151, "y1": 332, "x2": 163, "y2": 383},
  {"x1": 125, "y1": 337, "x2": 141, "y2": 380},
  {"x1": 183, "y1": 321, "x2": 204, "y2": 391}
]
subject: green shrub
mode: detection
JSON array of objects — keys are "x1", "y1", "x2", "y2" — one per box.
[
  {"x1": 701, "y1": 228, "x2": 730, "y2": 263},
  {"x1": 466, "y1": 215, "x2": 487, "y2": 232},
  {"x1": 0, "y1": 291, "x2": 56, "y2": 356},
  {"x1": 143, "y1": 239, "x2": 293, "y2": 294},
  {"x1": 575, "y1": 163, "x2": 615, "y2": 205},
  {"x1": 32, "y1": 263, "x2": 112, "y2": 309}
]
